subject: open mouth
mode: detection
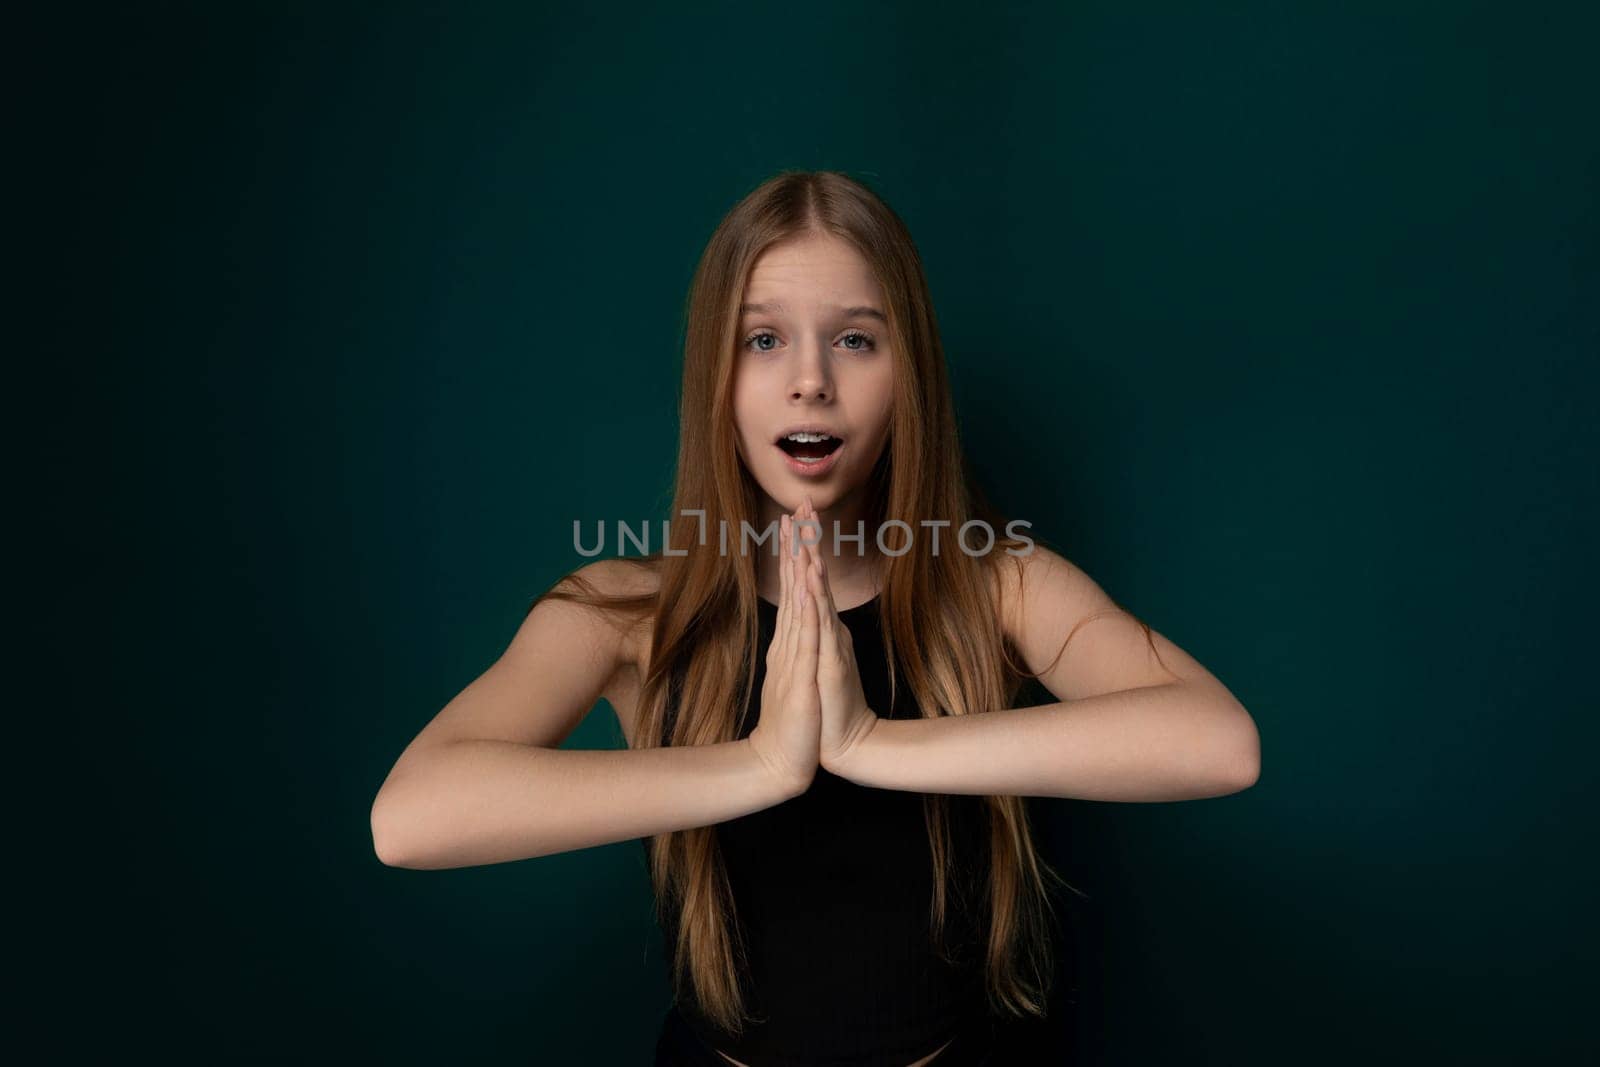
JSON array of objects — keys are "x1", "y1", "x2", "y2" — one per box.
[{"x1": 775, "y1": 432, "x2": 845, "y2": 464}]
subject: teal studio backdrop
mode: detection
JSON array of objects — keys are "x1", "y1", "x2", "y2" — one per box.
[{"x1": 32, "y1": 1, "x2": 1596, "y2": 1063}]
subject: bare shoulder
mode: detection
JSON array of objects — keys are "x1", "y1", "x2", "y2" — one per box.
[
  {"x1": 546, "y1": 556, "x2": 661, "y2": 669},
  {"x1": 995, "y1": 543, "x2": 1210, "y2": 702},
  {"x1": 992, "y1": 543, "x2": 1106, "y2": 642},
  {"x1": 552, "y1": 558, "x2": 661, "y2": 744}
]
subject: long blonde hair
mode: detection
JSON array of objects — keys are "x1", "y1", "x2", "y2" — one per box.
[{"x1": 533, "y1": 170, "x2": 1107, "y2": 1032}]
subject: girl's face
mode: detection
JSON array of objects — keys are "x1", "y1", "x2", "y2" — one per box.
[{"x1": 731, "y1": 233, "x2": 895, "y2": 520}]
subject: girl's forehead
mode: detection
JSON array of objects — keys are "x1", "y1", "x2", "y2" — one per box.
[
  {"x1": 744, "y1": 240, "x2": 884, "y2": 308},
  {"x1": 751, "y1": 233, "x2": 874, "y2": 274}
]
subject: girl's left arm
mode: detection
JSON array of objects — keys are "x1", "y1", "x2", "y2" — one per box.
[{"x1": 826, "y1": 547, "x2": 1260, "y2": 802}]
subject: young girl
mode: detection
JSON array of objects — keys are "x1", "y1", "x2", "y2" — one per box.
[{"x1": 371, "y1": 171, "x2": 1260, "y2": 1066}]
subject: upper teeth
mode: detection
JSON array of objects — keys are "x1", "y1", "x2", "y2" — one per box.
[{"x1": 785, "y1": 432, "x2": 834, "y2": 442}]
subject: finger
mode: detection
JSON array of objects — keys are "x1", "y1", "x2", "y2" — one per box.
[
  {"x1": 799, "y1": 556, "x2": 821, "y2": 666},
  {"x1": 797, "y1": 499, "x2": 814, "y2": 564},
  {"x1": 780, "y1": 511, "x2": 800, "y2": 662},
  {"x1": 806, "y1": 556, "x2": 836, "y2": 654},
  {"x1": 799, "y1": 516, "x2": 834, "y2": 641},
  {"x1": 794, "y1": 511, "x2": 809, "y2": 613},
  {"x1": 794, "y1": 501, "x2": 820, "y2": 563},
  {"x1": 787, "y1": 510, "x2": 805, "y2": 649},
  {"x1": 809, "y1": 522, "x2": 837, "y2": 624},
  {"x1": 778, "y1": 514, "x2": 792, "y2": 618}
]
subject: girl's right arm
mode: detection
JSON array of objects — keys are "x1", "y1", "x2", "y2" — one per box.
[{"x1": 369, "y1": 558, "x2": 811, "y2": 870}]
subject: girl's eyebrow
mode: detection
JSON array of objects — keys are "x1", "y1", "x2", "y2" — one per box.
[{"x1": 740, "y1": 301, "x2": 886, "y2": 323}]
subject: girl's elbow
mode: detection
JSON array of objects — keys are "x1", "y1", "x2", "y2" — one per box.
[
  {"x1": 1230, "y1": 750, "x2": 1261, "y2": 791},
  {"x1": 371, "y1": 790, "x2": 423, "y2": 869},
  {"x1": 1222, "y1": 712, "x2": 1261, "y2": 792}
]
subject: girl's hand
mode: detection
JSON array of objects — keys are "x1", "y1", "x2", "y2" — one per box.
[
  {"x1": 748, "y1": 509, "x2": 822, "y2": 797},
  {"x1": 797, "y1": 496, "x2": 879, "y2": 775}
]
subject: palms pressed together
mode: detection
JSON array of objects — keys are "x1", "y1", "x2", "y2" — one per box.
[{"x1": 749, "y1": 496, "x2": 880, "y2": 793}]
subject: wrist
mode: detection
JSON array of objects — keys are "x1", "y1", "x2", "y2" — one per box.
[
  {"x1": 822, "y1": 709, "x2": 880, "y2": 780},
  {"x1": 743, "y1": 736, "x2": 813, "y2": 800}
]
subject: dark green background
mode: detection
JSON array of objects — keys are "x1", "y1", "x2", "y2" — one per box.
[{"x1": 34, "y1": 2, "x2": 1596, "y2": 1062}]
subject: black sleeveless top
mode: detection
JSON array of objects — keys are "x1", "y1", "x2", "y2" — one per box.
[{"x1": 651, "y1": 592, "x2": 994, "y2": 1066}]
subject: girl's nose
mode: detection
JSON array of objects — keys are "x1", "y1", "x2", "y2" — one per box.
[{"x1": 788, "y1": 342, "x2": 832, "y2": 401}]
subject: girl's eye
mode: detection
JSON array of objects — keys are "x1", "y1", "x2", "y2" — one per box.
[{"x1": 741, "y1": 330, "x2": 877, "y2": 353}]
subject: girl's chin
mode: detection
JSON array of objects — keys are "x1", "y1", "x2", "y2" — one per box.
[{"x1": 756, "y1": 472, "x2": 849, "y2": 513}]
